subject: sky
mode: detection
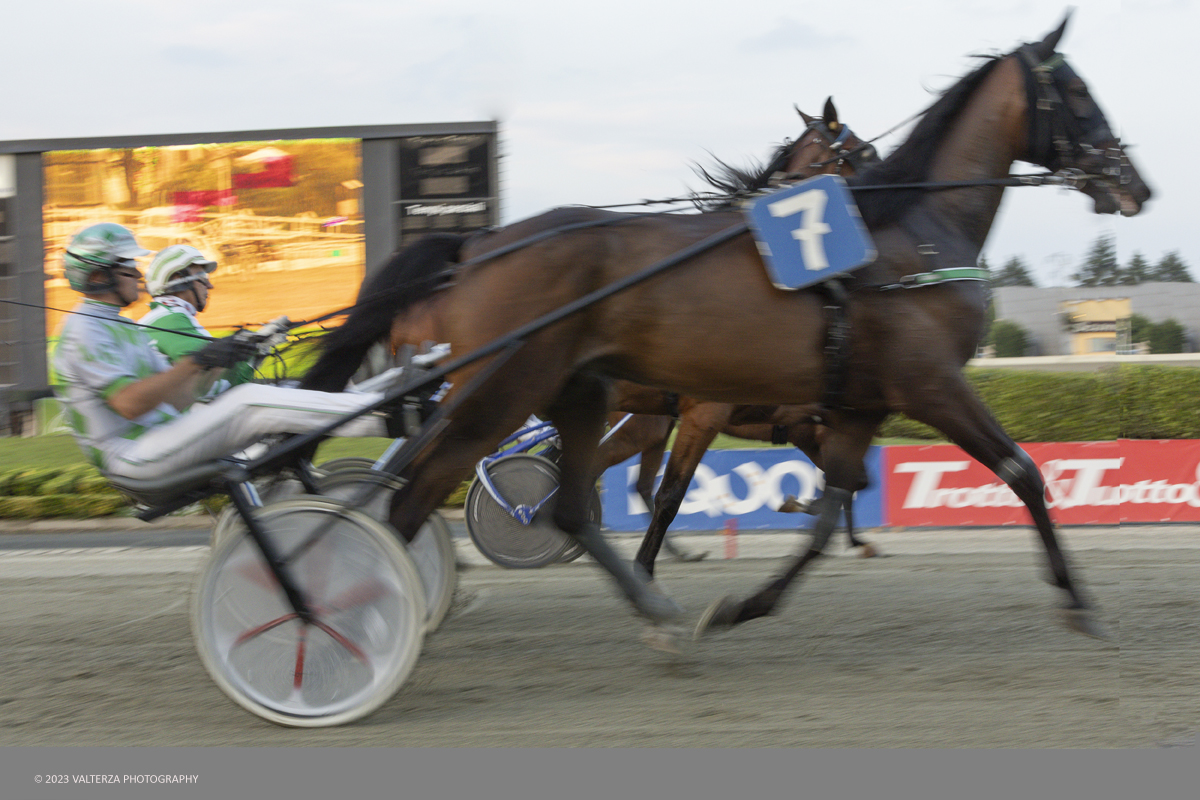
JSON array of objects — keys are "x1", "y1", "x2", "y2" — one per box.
[{"x1": 3, "y1": 0, "x2": 1194, "y2": 287}]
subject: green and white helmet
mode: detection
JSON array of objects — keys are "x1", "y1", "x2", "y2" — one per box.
[
  {"x1": 62, "y1": 223, "x2": 151, "y2": 292},
  {"x1": 144, "y1": 244, "x2": 218, "y2": 297}
]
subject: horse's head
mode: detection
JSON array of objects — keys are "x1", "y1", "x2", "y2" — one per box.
[
  {"x1": 787, "y1": 98, "x2": 879, "y2": 179},
  {"x1": 694, "y1": 100, "x2": 877, "y2": 204},
  {"x1": 1019, "y1": 15, "x2": 1152, "y2": 216}
]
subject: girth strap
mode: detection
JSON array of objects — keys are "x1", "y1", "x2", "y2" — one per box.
[{"x1": 818, "y1": 279, "x2": 852, "y2": 416}]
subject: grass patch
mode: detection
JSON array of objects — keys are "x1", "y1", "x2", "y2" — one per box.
[{"x1": 3, "y1": 431, "x2": 933, "y2": 474}]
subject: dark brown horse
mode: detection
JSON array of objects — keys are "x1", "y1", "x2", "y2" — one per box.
[
  {"x1": 304, "y1": 17, "x2": 1150, "y2": 638},
  {"x1": 595, "y1": 99, "x2": 879, "y2": 568},
  {"x1": 363, "y1": 99, "x2": 873, "y2": 565}
]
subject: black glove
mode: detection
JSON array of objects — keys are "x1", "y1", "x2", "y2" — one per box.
[{"x1": 192, "y1": 331, "x2": 259, "y2": 370}]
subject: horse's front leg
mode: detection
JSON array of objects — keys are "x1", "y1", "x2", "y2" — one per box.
[
  {"x1": 696, "y1": 412, "x2": 883, "y2": 635},
  {"x1": 903, "y1": 371, "x2": 1104, "y2": 638},
  {"x1": 547, "y1": 377, "x2": 684, "y2": 624}
]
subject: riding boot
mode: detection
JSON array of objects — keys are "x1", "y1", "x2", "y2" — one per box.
[{"x1": 570, "y1": 522, "x2": 685, "y2": 622}]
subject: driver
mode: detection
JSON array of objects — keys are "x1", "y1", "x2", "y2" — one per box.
[
  {"x1": 139, "y1": 244, "x2": 254, "y2": 392},
  {"x1": 51, "y1": 223, "x2": 389, "y2": 483}
]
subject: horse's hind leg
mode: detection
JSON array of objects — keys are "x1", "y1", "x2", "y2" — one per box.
[
  {"x1": 904, "y1": 372, "x2": 1103, "y2": 637},
  {"x1": 784, "y1": 424, "x2": 876, "y2": 557},
  {"x1": 634, "y1": 403, "x2": 730, "y2": 575},
  {"x1": 697, "y1": 412, "x2": 883, "y2": 635},
  {"x1": 843, "y1": 499, "x2": 878, "y2": 557},
  {"x1": 630, "y1": 417, "x2": 706, "y2": 564},
  {"x1": 547, "y1": 377, "x2": 684, "y2": 623}
]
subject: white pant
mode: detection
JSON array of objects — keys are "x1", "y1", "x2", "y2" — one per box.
[{"x1": 105, "y1": 383, "x2": 386, "y2": 482}]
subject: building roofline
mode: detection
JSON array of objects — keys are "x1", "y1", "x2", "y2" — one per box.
[{"x1": 0, "y1": 121, "x2": 498, "y2": 155}]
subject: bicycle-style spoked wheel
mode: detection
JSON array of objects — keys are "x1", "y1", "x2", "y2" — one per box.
[
  {"x1": 317, "y1": 469, "x2": 458, "y2": 634},
  {"x1": 191, "y1": 497, "x2": 426, "y2": 727},
  {"x1": 464, "y1": 454, "x2": 576, "y2": 569}
]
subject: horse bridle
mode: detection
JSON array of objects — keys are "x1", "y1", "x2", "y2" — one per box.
[
  {"x1": 808, "y1": 118, "x2": 879, "y2": 173},
  {"x1": 1018, "y1": 46, "x2": 1131, "y2": 187},
  {"x1": 769, "y1": 117, "x2": 879, "y2": 185}
]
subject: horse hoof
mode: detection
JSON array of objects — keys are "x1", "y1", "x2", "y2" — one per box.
[
  {"x1": 641, "y1": 623, "x2": 692, "y2": 656},
  {"x1": 1062, "y1": 608, "x2": 1111, "y2": 641},
  {"x1": 635, "y1": 589, "x2": 685, "y2": 624},
  {"x1": 858, "y1": 543, "x2": 879, "y2": 558},
  {"x1": 693, "y1": 595, "x2": 741, "y2": 640},
  {"x1": 777, "y1": 495, "x2": 805, "y2": 513}
]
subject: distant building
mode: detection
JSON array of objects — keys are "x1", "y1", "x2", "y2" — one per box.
[{"x1": 991, "y1": 284, "x2": 1200, "y2": 356}]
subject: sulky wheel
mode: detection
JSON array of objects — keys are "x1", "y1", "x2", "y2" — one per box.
[
  {"x1": 191, "y1": 497, "x2": 426, "y2": 727},
  {"x1": 209, "y1": 473, "x2": 305, "y2": 549},
  {"x1": 313, "y1": 457, "x2": 380, "y2": 477},
  {"x1": 464, "y1": 454, "x2": 577, "y2": 569},
  {"x1": 317, "y1": 469, "x2": 458, "y2": 634}
]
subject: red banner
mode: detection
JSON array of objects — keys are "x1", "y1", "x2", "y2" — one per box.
[
  {"x1": 1117, "y1": 439, "x2": 1200, "y2": 522},
  {"x1": 172, "y1": 189, "x2": 237, "y2": 208},
  {"x1": 883, "y1": 440, "x2": 1200, "y2": 526}
]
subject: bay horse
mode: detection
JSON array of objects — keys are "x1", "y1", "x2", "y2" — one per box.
[
  {"x1": 356, "y1": 99, "x2": 875, "y2": 565},
  {"x1": 595, "y1": 99, "x2": 880, "y2": 568},
  {"x1": 303, "y1": 17, "x2": 1150, "y2": 638}
]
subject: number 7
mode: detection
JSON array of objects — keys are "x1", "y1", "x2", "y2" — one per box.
[{"x1": 768, "y1": 189, "x2": 831, "y2": 271}]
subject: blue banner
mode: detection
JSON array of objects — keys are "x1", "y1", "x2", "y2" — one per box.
[
  {"x1": 745, "y1": 174, "x2": 875, "y2": 290},
  {"x1": 599, "y1": 447, "x2": 884, "y2": 531}
]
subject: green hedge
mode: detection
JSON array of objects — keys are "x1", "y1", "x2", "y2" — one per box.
[
  {"x1": 1118, "y1": 365, "x2": 1200, "y2": 439},
  {"x1": 878, "y1": 365, "x2": 1199, "y2": 441},
  {"x1": 0, "y1": 461, "x2": 472, "y2": 519},
  {"x1": 0, "y1": 465, "x2": 130, "y2": 519}
]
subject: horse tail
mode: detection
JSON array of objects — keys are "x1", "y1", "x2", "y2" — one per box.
[{"x1": 300, "y1": 233, "x2": 467, "y2": 391}]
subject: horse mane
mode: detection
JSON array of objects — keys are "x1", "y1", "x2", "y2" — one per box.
[
  {"x1": 299, "y1": 233, "x2": 467, "y2": 392},
  {"x1": 691, "y1": 141, "x2": 796, "y2": 211},
  {"x1": 849, "y1": 54, "x2": 1003, "y2": 229}
]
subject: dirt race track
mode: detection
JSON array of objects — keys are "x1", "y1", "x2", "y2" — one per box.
[{"x1": 0, "y1": 528, "x2": 1196, "y2": 748}]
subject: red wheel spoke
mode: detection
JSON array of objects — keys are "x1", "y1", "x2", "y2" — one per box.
[
  {"x1": 233, "y1": 613, "x2": 299, "y2": 647},
  {"x1": 293, "y1": 627, "x2": 308, "y2": 690},
  {"x1": 325, "y1": 578, "x2": 393, "y2": 612},
  {"x1": 235, "y1": 560, "x2": 279, "y2": 591},
  {"x1": 312, "y1": 620, "x2": 370, "y2": 664}
]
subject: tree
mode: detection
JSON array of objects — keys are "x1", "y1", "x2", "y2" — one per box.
[
  {"x1": 1071, "y1": 235, "x2": 1121, "y2": 286},
  {"x1": 990, "y1": 256, "x2": 1037, "y2": 287},
  {"x1": 987, "y1": 319, "x2": 1030, "y2": 357},
  {"x1": 1119, "y1": 252, "x2": 1150, "y2": 285},
  {"x1": 1151, "y1": 251, "x2": 1194, "y2": 283},
  {"x1": 1148, "y1": 319, "x2": 1186, "y2": 354},
  {"x1": 1128, "y1": 313, "x2": 1153, "y2": 346}
]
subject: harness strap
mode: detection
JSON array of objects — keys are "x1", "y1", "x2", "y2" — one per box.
[
  {"x1": 879, "y1": 267, "x2": 991, "y2": 290},
  {"x1": 818, "y1": 279, "x2": 852, "y2": 415}
]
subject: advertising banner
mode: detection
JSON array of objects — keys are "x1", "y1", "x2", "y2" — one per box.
[
  {"x1": 884, "y1": 439, "x2": 1200, "y2": 526},
  {"x1": 1115, "y1": 439, "x2": 1200, "y2": 522},
  {"x1": 599, "y1": 447, "x2": 884, "y2": 531}
]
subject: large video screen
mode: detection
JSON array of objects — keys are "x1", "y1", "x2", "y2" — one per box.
[{"x1": 42, "y1": 138, "x2": 363, "y2": 338}]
